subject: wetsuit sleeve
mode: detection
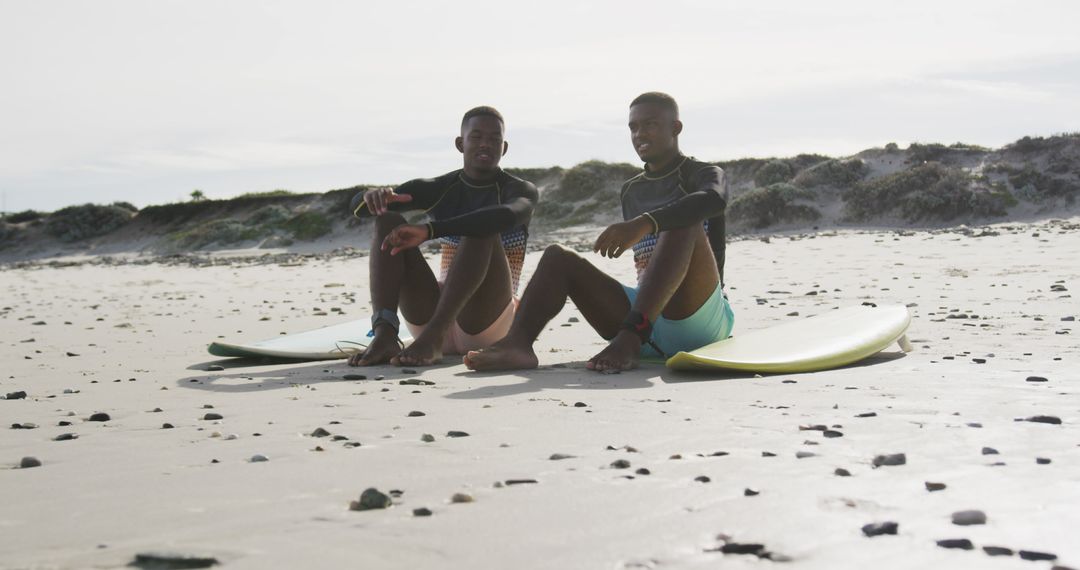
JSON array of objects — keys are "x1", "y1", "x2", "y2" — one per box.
[
  {"x1": 428, "y1": 180, "x2": 538, "y2": 238},
  {"x1": 646, "y1": 166, "x2": 728, "y2": 232},
  {"x1": 350, "y1": 177, "x2": 447, "y2": 218}
]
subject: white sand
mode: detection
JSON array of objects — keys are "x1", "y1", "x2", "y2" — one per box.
[{"x1": 1, "y1": 219, "x2": 1078, "y2": 569}]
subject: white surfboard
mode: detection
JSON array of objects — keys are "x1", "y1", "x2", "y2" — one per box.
[
  {"x1": 208, "y1": 319, "x2": 409, "y2": 360},
  {"x1": 666, "y1": 304, "x2": 912, "y2": 373}
]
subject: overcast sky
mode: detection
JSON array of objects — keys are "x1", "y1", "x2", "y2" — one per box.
[{"x1": 2, "y1": 0, "x2": 1079, "y2": 212}]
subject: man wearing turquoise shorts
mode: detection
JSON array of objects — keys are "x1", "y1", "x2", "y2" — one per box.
[{"x1": 465, "y1": 92, "x2": 733, "y2": 372}]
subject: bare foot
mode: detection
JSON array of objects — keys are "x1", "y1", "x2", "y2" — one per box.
[
  {"x1": 348, "y1": 331, "x2": 401, "y2": 366},
  {"x1": 586, "y1": 331, "x2": 641, "y2": 372},
  {"x1": 464, "y1": 338, "x2": 539, "y2": 371},
  {"x1": 390, "y1": 335, "x2": 443, "y2": 367}
]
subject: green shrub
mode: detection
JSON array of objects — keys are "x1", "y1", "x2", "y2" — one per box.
[
  {"x1": 0, "y1": 222, "x2": 18, "y2": 247},
  {"x1": 793, "y1": 158, "x2": 868, "y2": 189},
  {"x1": 284, "y1": 211, "x2": 332, "y2": 240},
  {"x1": 1007, "y1": 164, "x2": 1078, "y2": 199},
  {"x1": 729, "y1": 183, "x2": 820, "y2": 229},
  {"x1": 5, "y1": 210, "x2": 43, "y2": 224},
  {"x1": 246, "y1": 204, "x2": 292, "y2": 227},
  {"x1": 548, "y1": 160, "x2": 639, "y2": 202},
  {"x1": 533, "y1": 200, "x2": 573, "y2": 222},
  {"x1": 845, "y1": 163, "x2": 1012, "y2": 221},
  {"x1": 753, "y1": 160, "x2": 794, "y2": 187},
  {"x1": 45, "y1": 203, "x2": 134, "y2": 242},
  {"x1": 236, "y1": 189, "x2": 295, "y2": 199},
  {"x1": 884, "y1": 142, "x2": 900, "y2": 153},
  {"x1": 504, "y1": 166, "x2": 565, "y2": 185},
  {"x1": 112, "y1": 201, "x2": 138, "y2": 212},
  {"x1": 168, "y1": 219, "x2": 261, "y2": 249}
]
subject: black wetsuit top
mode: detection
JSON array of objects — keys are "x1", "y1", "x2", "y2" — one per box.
[
  {"x1": 350, "y1": 168, "x2": 538, "y2": 293},
  {"x1": 619, "y1": 155, "x2": 729, "y2": 286}
]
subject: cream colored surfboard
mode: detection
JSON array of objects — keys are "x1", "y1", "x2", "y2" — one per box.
[
  {"x1": 208, "y1": 319, "x2": 410, "y2": 360},
  {"x1": 666, "y1": 305, "x2": 912, "y2": 373}
]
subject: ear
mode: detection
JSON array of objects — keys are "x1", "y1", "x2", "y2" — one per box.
[
  {"x1": 501, "y1": 141, "x2": 509, "y2": 156},
  {"x1": 455, "y1": 136, "x2": 464, "y2": 153},
  {"x1": 672, "y1": 120, "x2": 683, "y2": 137}
]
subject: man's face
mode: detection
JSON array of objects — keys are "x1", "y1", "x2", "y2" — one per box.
[
  {"x1": 628, "y1": 102, "x2": 679, "y2": 163},
  {"x1": 457, "y1": 115, "x2": 507, "y2": 172}
]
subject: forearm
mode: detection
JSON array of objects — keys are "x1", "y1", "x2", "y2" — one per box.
[
  {"x1": 648, "y1": 190, "x2": 725, "y2": 232},
  {"x1": 429, "y1": 201, "x2": 532, "y2": 238}
]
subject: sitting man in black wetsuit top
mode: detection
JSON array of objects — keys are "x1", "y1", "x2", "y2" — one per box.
[
  {"x1": 347, "y1": 106, "x2": 538, "y2": 367},
  {"x1": 465, "y1": 92, "x2": 733, "y2": 372}
]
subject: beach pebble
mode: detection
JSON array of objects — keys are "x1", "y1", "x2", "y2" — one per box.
[
  {"x1": 130, "y1": 551, "x2": 219, "y2": 569},
  {"x1": 450, "y1": 492, "x2": 473, "y2": 503},
  {"x1": 343, "y1": 374, "x2": 366, "y2": 380},
  {"x1": 19, "y1": 456, "x2": 42, "y2": 468},
  {"x1": 610, "y1": 459, "x2": 631, "y2": 469},
  {"x1": 420, "y1": 433, "x2": 435, "y2": 442},
  {"x1": 446, "y1": 431, "x2": 469, "y2": 438},
  {"x1": 505, "y1": 479, "x2": 538, "y2": 485},
  {"x1": 11, "y1": 422, "x2": 38, "y2": 429},
  {"x1": 925, "y1": 482, "x2": 946, "y2": 491},
  {"x1": 823, "y1": 430, "x2": 843, "y2": 438},
  {"x1": 861, "y1": 521, "x2": 898, "y2": 537},
  {"x1": 951, "y1": 510, "x2": 987, "y2": 525},
  {"x1": 1037, "y1": 457, "x2": 1051, "y2": 464},
  {"x1": 249, "y1": 454, "x2": 269, "y2": 462},
  {"x1": 694, "y1": 475, "x2": 711, "y2": 483},
  {"x1": 981, "y1": 447, "x2": 999, "y2": 455},
  {"x1": 5, "y1": 391, "x2": 27, "y2": 400},
  {"x1": 799, "y1": 424, "x2": 827, "y2": 431},
  {"x1": 206, "y1": 365, "x2": 224, "y2": 372},
  {"x1": 636, "y1": 468, "x2": 651, "y2": 476},
  {"x1": 1019, "y1": 550, "x2": 1057, "y2": 561},
  {"x1": 224, "y1": 434, "x2": 238, "y2": 440},
  {"x1": 350, "y1": 488, "x2": 392, "y2": 511},
  {"x1": 744, "y1": 488, "x2": 760, "y2": 496},
  {"x1": 1020, "y1": 415, "x2": 1062, "y2": 425},
  {"x1": 795, "y1": 451, "x2": 817, "y2": 459},
  {"x1": 936, "y1": 539, "x2": 974, "y2": 550},
  {"x1": 64, "y1": 388, "x2": 80, "y2": 394},
  {"x1": 549, "y1": 453, "x2": 574, "y2": 460},
  {"x1": 407, "y1": 411, "x2": 426, "y2": 417},
  {"x1": 374, "y1": 375, "x2": 385, "y2": 380},
  {"x1": 202, "y1": 413, "x2": 223, "y2": 421},
  {"x1": 54, "y1": 433, "x2": 78, "y2": 441},
  {"x1": 88, "y1": 412, "x2": 111, "y2": 422},
  {"x1": 855, "y1": 412, "x2": 877, "y2": 418},
  {"x1": 310, "y1": 427, "x2": 331, "y2": 437},
  {"x1": 983, "y1": 546, "x2": 1014, "y2": 556},
  {"x1": 1025, "y1": 376, "x2": 1048, "y2": 382},
  {"x1": 162, "y1": 423, "x2": 174, "y2": 429},
  {"x1": 413, "y1": 507, "x2": 433, "y2": 517},
  {"x1": 872, "y1": 453, "x2": 906, "y2": 467},
  {"x1": 401, "y1": 368, "x2": 418, "y2": 374},
  {"x1": 834, "y1": 468, "x2": 852, "y2": 477},
  {"x1": 400, "y1": 378, "x2": 435, "y2": 386}
]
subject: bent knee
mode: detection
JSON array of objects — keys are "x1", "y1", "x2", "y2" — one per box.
[
  {"x1": 540, "y1": 244, "x2": 580, "y2": 266},
  {"x1": 374, "y1": 211, "x2": 407, "y2": 233}
]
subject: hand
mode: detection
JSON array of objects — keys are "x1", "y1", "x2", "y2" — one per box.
[
  {"x1": 382, "y1": 223, "x2": 431, "y2": 255},
  {"x1": 364, "y1": 186, "x2": 413, "y2": 215},
  {"x1": 593, "y1": 216, "x2": 653, "y2": 258}
]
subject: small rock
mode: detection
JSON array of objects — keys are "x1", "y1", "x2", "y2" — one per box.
[
  {"x1": 1037, "y1": 457, "x2": 1051, "y2": 464},
  {"x1": 936, "y1": 539, "x2": 974, "y2": 550},
  {"x1": 855, "y1": 412, "x2": 877, "y2": 418},
  {"x1": 982, "y1": 546, "x2": 1014, "y2": 556},
  {"x1": 834, "y1": 468, "x2": 852, "y2": 477},
  {"x1": 823, "y1": 430, "x2": 843, "y2": 438},
  {"x1": 1020, "y1": 415, "x2": 1062, "y2": 425},
  {"x1": 407, "y1": 411, "x2": 426, "y2": 417},
  {"x1": 350, "y1": 488, "x2": 392, "y2": 510},
  {"x1": 872, "y1": 453, "x2": 906, "y2": 467},
  {"x1": 610, "y1": 459, "x2": 631, "y2": 469},
  {"x1": 19, "y1": 456, "x2": 42, "y2": 468},
  {"x1": 446, "y1": 431, "x2": 469, "y2": 438},
  {"x1": 400, "y1": 379, "x2": 435, "y2": 386},
  {"x1": 131, "y1": 552, "x2": 219, "y2": 569},
  {"x1": 744, "y1": 488, "x2": 760, "y2": 496},
  {"x1": 1025, "y1": 376, "x2": 1048, "y2": 383},
  {"x1": 799, "y1": 424, "x2": 828, "y2": 431},
  {"x1": 420, "y1": 433, "x2": 435, "y2": 442},
  {"x1": 5, "y1": 391, "x2": 27, "y2": 400},
  {"x1": 762, "y1": 451, "x2": 776, "y2": 457},
  {"x1": 162, "y1": 423, "x2": 174, "y2": 429},
  {"x1": 981, "y1": 447, "x2": 999, "y2": 455},
  {"x1": 11, "y1": 422, "x2": 37, "y2": 429},
  {"x1": 310, "y1": 427, "x2": 331, "y2": 437},
  {"x1": 635, "y1": 468, "x2": 651, "y2": 476},
  {"x1": 1018, "y1": 550, "x2": 1057, "y2": 562},
  {"x1": 504, "y1": 479, "x2": 538, "y2": 485},
  {"x1": 795, "y1": 451, "x2": 817, "y2": 459},
  {"x1": 412, "y1": 507, "x2": 432, "y2": 517},
  {"x1": 206, "y1": 365, "x2": 225, "y2": 372},
  {"x1": 694, "y1": 475, "x2": 711, "y2": 483},
  {"x1": 250, "y1": 454, "x2": 269, "y2": 462},
  {"x1": 202, "y1": 413, "x2": 223, "y2": 421},
  {"x1": 925, "y1": 482, "x2": 947, "y2": 491},
  {"x1": 54, "y1": 433, "x2": 78, "y2": 441},
  {"x1": 401, "y1": 368, "x2": 418, "y2": 374},
  {"x1": 343, "y1": 374, "x2": 366, "y2": 380},
  {"x1": 861, "y1": 521, "x2": 898, "y2": 537},
  {"x1": 951, "y1": 510, "x2": 987, "y2": 526},
  {"x1": 450, "y1": 492, "x2": 473, "y2": 503},
  {"x1": 573, "y1": 402, "x2": 587, "y2": 407},
  {"x1": 549, "y1": 453, "x2": 574, "y2": 460},
  {"x1": 88, "y1": 412, "x2": 111, "y2": 422}
]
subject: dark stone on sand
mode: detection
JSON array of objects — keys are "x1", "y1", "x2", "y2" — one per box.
[
  {"x1": 983, "y1": 546, "x2": 1014, "y2": 556},
  {"x1": 856, "y1": 412, "x2": 877, "y2": 418},
  {"x1": 11, "y1": 422, "x2": 37, "y2": 429},
  {"x1": 250, "y1": 454, "x2": 269, "y2": 462},
  {"x1": 925, "y1": 482, "x2": 946, "y2": 491},
  {"x1": 1020, "y1": 415, "x2": 1062, "y2": 425},
  {"x1": 162, "y1": 423, "x2": 174, "y2": 429},
  {"x1": 694, "y1": 475, "x2": 711, "y2": 483},
  {"x1": 1026, "y1": 376, "x2": 1049, "y2": 382},
  {"x1": 152, "y1": 408, "x2": 163, "y2": 413},
  {"x1": 1019, "y1": 550, "x2": 1058, "y2": 561},
  {"x1": 1037, "y1": 457, "x2": 1051, "y2": 464},
  {"x1": 795, "y1": 451, "x2": 817, "y2": 459},
  {"x1": 311, "y1": 427, "x2": 331, "y2": 437},
  {"x1": 823, "y1": 430, "x2": 843, "y2": 438},
  {"x1": 573, "y1": 402, "x2": 587, "y2": 407},
  {"x1": 331, "y1": 435, "x2": 348, "y2": 441},
  {"x1": 744, "y1": 488, "x2": 760, "y2": 496},
  {"x1": 446, "y1": 431, "x2": 469, "y2": 438},
  {"x1": 344, "y1": 442, "x2": 362, "y2": 448},
  {"x1": 951, "y1": 510, "x2": 987, "y2": 525},
  {"x1": 5, "y1": 391, "x2": 27, "y2": 400},
  {"x1": 20, "y1": 456, "x2": 42, "y2": 468},
  {"x1": 834, "y1": 468, "x2": 852, "y2": 477},
  {"x1": 131, "y1": 551, "x2": 219, "y2": 569},
  {"x1": 350, "y1": 488, "x2": 391, "y2": 511},
  {"x1": 413, "y1": 507, "x2": 432, "y2": 517},
  {"x1": 972, "y1": 358, "x2": 987, "y2": 364},
  {"x1": 54, "y1": 433, "x2": 78, "y2": 441},
  {"x1": 202, "y1": 413, "x2": 223, "y2": 421},
  {"x1": 709, "y1": 451, "x2": 730, "y2": 457},
  {"x1": 610, "y1": 459, "x2": 631, "y2": 469},
  {"x1": 343, "y1": 374, "x2": 366, "y2": 380},
  {"x1": 206, "y1": 365, "x2": 225, "y2": 372},
  {"x1": 89, "y1": 412, "x2": 111, "y2": 422},
  {"x1": 762, "y1": 451, "x2": 776, "y2": 457},
  {"x1": 635, "y1": 468, "x2": 651, "y2": 475},
  {"x1": 799, "y1": 424, "x2": 827, "y2": 431},
  {"x1": 872, "y1": 453, "x2": 906, "y2": 467},
  {"x1": 407, "y1": 411, "x2": 426, "y2": 417},
  {"x1": 400, "y1": 379, "x2": 435, "y2": 386},
  {"x1": 720, "y1": 543, "x2": 764, "y2": 555},
  {"x1": 66, "y1": 352, "x2": 79, "y2": 357},
  {"x1": 861, "y1": 521, "x2": 898, "y2": 537},
  {"x1": 549, "y1": 453, "x2": 573, "y2": 460},
  {"x1": 401, "y1": 368, "x2": 418, "y2": 374},
  {"x1": 937, "y1": 539, "x2": 974, "y2": 550},
  {"x1": 967, "y1": 422, "x2": 983, "y2": 428},
  {"x1": 58, "y1": 420, "x2": 72, "y2": 426},
  {"x1": 505, "y1": 479, "x2": 538, "y2": 485},
  {"x1": 981, "y1": 447, "x2": 999, "y2": 455},
  {"x1": 420, "y1": 434, "x2": 435, "y2": 442}
]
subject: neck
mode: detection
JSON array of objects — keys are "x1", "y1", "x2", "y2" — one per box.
[
  {"x1": 646, "y1": 148, "x2": 681, "y2": 173},
  {"x1": 463, "y1": 165, "x2": 499, "y2": 182}
]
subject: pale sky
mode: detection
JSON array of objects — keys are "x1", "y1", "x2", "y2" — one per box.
[{"x1": 2, "y1": 0, "x2": 1079, "y2": 212}]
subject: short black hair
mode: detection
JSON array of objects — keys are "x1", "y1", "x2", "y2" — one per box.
[
  {"x1": 630, "y1": 92, "x2": 679, "y2": 118},
  {"x1": 461, "y1": 106, "x2": 505, "y2": 130}
]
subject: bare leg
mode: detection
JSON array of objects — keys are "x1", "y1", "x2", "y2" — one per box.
[
  {"x1": 349, "y1": 212, "x2": 438, "y2": 366},
  {"x1": 464, "y1": 244, "x2": 630, "y2": 371},
  {"x1": 588, "y1": 223, "x2": 719, "y2": 372},
  {"x1": 393, "y1": 234, "x2": 512, "y2": 366}
]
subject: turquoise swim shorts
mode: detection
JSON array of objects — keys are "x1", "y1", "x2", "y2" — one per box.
[{"x1": 620, "y1": 282, "x2": 735, "y2": 359}]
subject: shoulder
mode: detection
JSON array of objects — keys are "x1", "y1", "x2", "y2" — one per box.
[
  {"x1": 399, "y1": 169, "x2": 461, "y2": 191},
  {"x1": 499, "y1": 170, "x2": 538, "y2": 198},
  {"x1": 619, "y1": 170, "x2": 647, "y2": 195},
  {"x1": 679, "y1": 156, "x2": 723, "y2": 180}
]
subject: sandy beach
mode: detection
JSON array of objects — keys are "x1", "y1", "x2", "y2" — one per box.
[{"x1": 2, "y1": 218, "x2": 1078, "y2": 569}]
